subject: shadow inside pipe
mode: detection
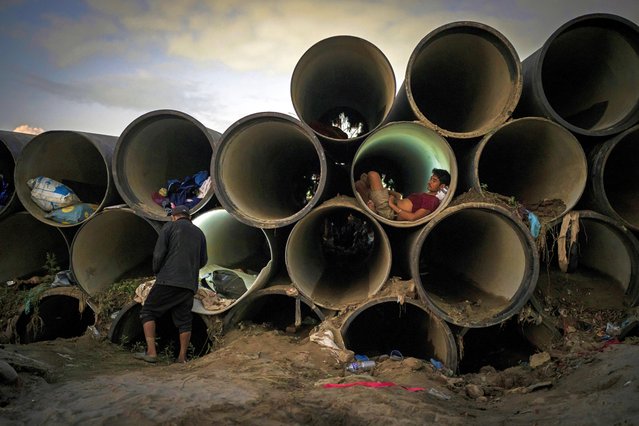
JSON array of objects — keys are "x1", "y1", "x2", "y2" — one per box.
[
  {"x1": 109, "y1": 303, "x2": 211, "y2": 359},
  {"x1": 16, "y1": 295, "x2": 95, "y2": 344},
  {"x1": 458, "y1": 317, "x2": 537, "y2": 374},
  {"x1": 342, "y1": 302, "x2": 442, "y2": 360}
]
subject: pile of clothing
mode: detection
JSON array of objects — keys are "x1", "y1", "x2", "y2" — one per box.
[
  {"x1": 0, "y1": 174, "x2": 11, "y2": 208},
  {"x1": 28, "y1": 176, "x2": 97, "y2": 224},
  {"x1": 152, "y1": 170, "x2": 211, "y2": 212}
]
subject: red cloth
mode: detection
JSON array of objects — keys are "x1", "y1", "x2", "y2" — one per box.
[
  {"x1": 407, "y1": 193, "x2": 440, "y2": 213},
  {"x1": 322, "y1": 381, "x2": 425, "y2": 392}
]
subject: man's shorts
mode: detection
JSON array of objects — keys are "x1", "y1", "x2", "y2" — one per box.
[
  {"x1": 370, "y1": 189, "x2": 396, "y2": 220},
  {"x1": 139, "y1": 285, "x2": 194, "y2": 333}
]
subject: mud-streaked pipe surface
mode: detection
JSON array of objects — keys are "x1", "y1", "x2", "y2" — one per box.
[
  {"x1": 291, "y1": 35, "x2": 396, "y2": 161},
  {"x1": 213, "y1": 112, "x2": 329, "y2": 228},
  {"x1": 113, "y1": 110, "x2": 221, "y2": 221},
  {"x1": 388, "y1": 21, "x2": 521, "y2": 139},
  {"x1": 340, "y1": 297, "x2": 458, "y2": 370},
  {"x1": 14, "y1": 131, "x2": 121, "y2": 227},
  {"x1": 410, "y1": 202, "x2": 539, "y2": 327},
  {"x1": 191, "y1": 208, "x2": 280, "y2": 315},
  {"x1": 71, "y1": 207, "x2": 160, "y2": 296},
  {"x1": 108, "y1": 301, "x2": 211, "y2": 358},
  {"x1": 464, "y1": 117, "x2": 587, "y2": 221},
  {"x1": 16, "y1": 287, "x2": 94, "y2": 344},
  {"x1": 534, "y1": 210, "x2": 639, "y2": 308},
  {"x1": 0, "y1": 212, "x2": 69, "y2": 281},
  {"x1": 584, "y1": 124, "x2": 639, "y2": 231},
  {"x1": 286, "y1": 196, "x2": 391, "y2": 310},
  {"x1": 222, "y1": 285, "x2": 324, "y2": 334},
  {"x1": 0, "y1": 131, "x2": 33, "y2": 219},
  {"x1": 517, "y1": 14, "x2": 639, "y2": 136},
  {"x1": 351, "y1": 121, "x2": 457, "y2": 228}
]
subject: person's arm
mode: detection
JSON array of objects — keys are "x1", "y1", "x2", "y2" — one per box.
[
  {"x1": 199, "y1": 233, "x2": 208, "y2": 269},
  {"x1": 391, "y1": 205, "x2": 431, "y2": 221},
  {"x1": 389, "y1": 190, "x2": 403, "y2": 200},
  {"x1": 152, "y1": 226, "x2": 169, "y2": 274}
]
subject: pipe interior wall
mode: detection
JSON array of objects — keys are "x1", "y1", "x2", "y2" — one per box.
[
  {"x1": 71, "y1": 208, "x2": 159, "y2": 296},
  {"x1": 14, "y1": 131, "x2": 119, "y2": 227},
  {"x1": 114, "y1": 111, "x2": 219, "y2": 221},
  {"x1": 0, "y1": 212, "x2": 69, "y2": 282},
  {"x1": 214, "y1": 113, "x2": 327, "y2": 228},
  {"x1": 471, "y1": 117, "x2": 586, "y2": 221}
]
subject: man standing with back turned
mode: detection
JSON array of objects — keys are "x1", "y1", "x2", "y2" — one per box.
[{"x1": 135, "y1": 205, "x2": 207, "y2": 364}]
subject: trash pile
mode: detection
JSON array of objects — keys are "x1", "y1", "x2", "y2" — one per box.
[{"x1": 27, "y1": 176, "x2": 97, "y2": 225}]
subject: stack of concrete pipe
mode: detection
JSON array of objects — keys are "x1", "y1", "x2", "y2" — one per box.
[{"x1": 2, "y1": 13, "x2": 639, "y2": 372}]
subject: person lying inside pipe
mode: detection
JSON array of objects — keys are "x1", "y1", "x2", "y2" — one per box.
[{"x1": 355, "y1": 168, "x2": 450, "y2": 221}]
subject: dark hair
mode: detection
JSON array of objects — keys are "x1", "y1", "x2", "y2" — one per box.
[{"x1": 432, "y1": 168, "x2": 451, "y2": 186}]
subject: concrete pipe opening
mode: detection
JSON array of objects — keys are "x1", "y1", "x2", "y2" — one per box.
[
  {"x1": 113, "y1": 110, "x2": 220, "y2": 221},
  {"x1": 340, "y1": 297, "x2": 458, "y2": 370},
  {"x1": 109, "y1": 302, "x2": 211, "y2": 359},
  {"x1": 0, "y1": 131, "x2": 33, "y2": 219},
  {"x1": 468, "y1": 117, "x2": 587, "y2": 221},
  {"x1": 390, "y1": 21, "x2": 521, "y2": 139},
  {"x1": 14, "y1": 130, "x2": 120, "y2": 227},
  {"x1": 286, "y1": 196, "x2": 391, "y2": 310},
  {"x1": 586, "y1": 124, "x2": 639, "y2": 231},
  {"x1": 223, "y1": 285, "x2": 324, "y2": 335},
  {"x1": 213, "y1": 112, "x2": 328, "y2": 228},
  {"x1": 192, "y1": 208, "x2": 279, "y2": 315},
  {"x1": 411, "y1": 202, "x2": 539, "y2": 327},
  {"x1": 456, "y1": 317, "x2": 537, "y2": 374},
  {"x1": 0, "y1": 212, "x2": 69, "y2": 282},
  {"x1": 518, "y1": 14, "x2": 639, "y2": 136},
  {"x1": 291, "y1": 35, "x2": 396, "y2": 161},
  {"x1": 351, "y1": 121, "x2": 457, "y2": 228},
  {"x1": 71, "y1": 208, "x2": 160, "y2": 297},
  {"x1": 535, "y1": 210, "x2": 639, "y2": 309},
  {"x1": 16, "y1": 287, "x2": 95, "y2": 344}
]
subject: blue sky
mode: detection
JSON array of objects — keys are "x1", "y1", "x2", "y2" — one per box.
[{"x1": 1, "y1": 0, "x2": 637, "y2": 136}]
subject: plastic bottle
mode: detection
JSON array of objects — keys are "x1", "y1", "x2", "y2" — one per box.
[{"x1": 346, "y1": 360, "x2": 376, "y2": 373}]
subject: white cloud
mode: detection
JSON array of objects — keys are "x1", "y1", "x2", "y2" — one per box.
[{"x1": 13, "y1": 124, "x2": 44, "y2": 135}]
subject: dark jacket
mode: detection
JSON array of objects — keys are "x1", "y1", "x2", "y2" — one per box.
[{"x1": 153, "y1": 217, "x2": 207, "y2": 292}]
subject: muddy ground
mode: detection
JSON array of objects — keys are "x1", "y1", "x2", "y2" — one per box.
[{"x1": 1, "y1": 303, "x2": 638, "y2": 425}]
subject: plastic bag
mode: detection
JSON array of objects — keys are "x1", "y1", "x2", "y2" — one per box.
[
  {"x1": 208, "y1": 270, "x2": 247, "y2": 299},
  {"x1": 28, "y1": 176, "x2": 81, "y2": 212},
  {"x1": 45, "y1": 203, "x2": 98, "y2": 224}
]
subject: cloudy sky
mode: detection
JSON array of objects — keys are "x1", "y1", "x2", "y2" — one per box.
[{"x1": 1, "y1": 0, "x2": 637, "y2": 136}]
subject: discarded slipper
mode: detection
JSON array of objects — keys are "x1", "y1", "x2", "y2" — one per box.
[
  {"x1": 133, "y1": 352, "x2": 158, "y2": 363},
  {"x1": 390, "y1": 350, "x2": 404, "y2": 361}
]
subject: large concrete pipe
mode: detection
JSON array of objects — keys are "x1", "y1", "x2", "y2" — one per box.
[
  {"x1": 109, "y1": 301, "x2": 211, "y2": 358},
  {"x1": 113, "y1": 110, "x2": 221, "y2": 221},
  {"x1": 14, "y1": 130, "x2": 121, "y2": 227},
  {"x1": 213, "y1": 112, "x2": 330, "y2": 228},
  {"x1": 583, "y1": 124, "x2": 639, "y2": 232},
  {"x1": 0, "y1": 131, "x2": 33, "y2": 219},
  {"x1": 222, "y1": 285, "x2": 325, "y2": 334},
  {"x1": 70, "y1": 207, "x2": 160, "y2": 297},
  {"x1": 291, "y1": 35, "x2": 396, "y2": 162},
  {"x1": 0, "y1": 212, "x2": 69, "y2": 282},
  {"x1": 191, "y1": 208, "x2": 280, "y2": 315},
  {"x1": 351, "y1": 121, "x2": 457, "y2": 228},
  {"x1": 462, "y1": 117, "x2": 587, "y2": 221},
  {"x1": 534, "y1": 210, "x2": 639, "y2": 309},
  {"x1": 387, "y1": 21, "x2": 521, "y2": 139},
  {"x1": 286, "y1": 196, "x2": 391, "y2": 310},
  {"x1": 15, "y1": 286, "x2": 94, "y2": 344},
  {"x1": 410, "y1": 202, "x2": 539, "y2": 328},
  {"x1": 340, "y1": 297, "x2": 458, "y2": 371},
  {"x1": 517, "y1": 14, "x2": 639, "y2": 137}
]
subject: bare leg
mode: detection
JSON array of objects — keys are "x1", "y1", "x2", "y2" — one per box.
[
  {"x1": 143, "y1": 320, "x2": 157, "y2": 357},
  {"x1": 177, "y1": 331, "x2": 191, "y2": 363},
  {"x1": 366, "y1": 171, "x2": 385, "y2": 191}
]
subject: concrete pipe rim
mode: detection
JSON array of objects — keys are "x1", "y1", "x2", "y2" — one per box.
[
  {"x1": 15, "y1": 130, "x2": 119, "y2": 228},
  {"x1": 405, "y1": 21, "x2": 522, "y2": 139},
  {"x1": 532, "y1": 13, "x2": 639, "y2": 136},
  {"x1": 351, "y1": 121, "x2": 458, "y2": 228},
  {"x1": 411, "y1": 201, "x2": 540, "y2": 328},
  {"x1": 0, "y1": 131, "x2": 33, "y2": 219},
  {"x1": 213, "y1": 112, "x2": 328, "y2": 229},
  {"x1": 113, "y1": 109, "x2": 220, "y2": 222},
  {"x1": 470, "y1": 116, "x2": 587, "y2": 222}
]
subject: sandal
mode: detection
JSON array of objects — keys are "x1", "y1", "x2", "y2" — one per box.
[{"x1": 133, "y1": 352, "x2": 158, "y2": 363}]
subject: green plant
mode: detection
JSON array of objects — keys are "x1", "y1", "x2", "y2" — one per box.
[{"x1": 44, "y1": 252, "x2": 60, "y2": 276}]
